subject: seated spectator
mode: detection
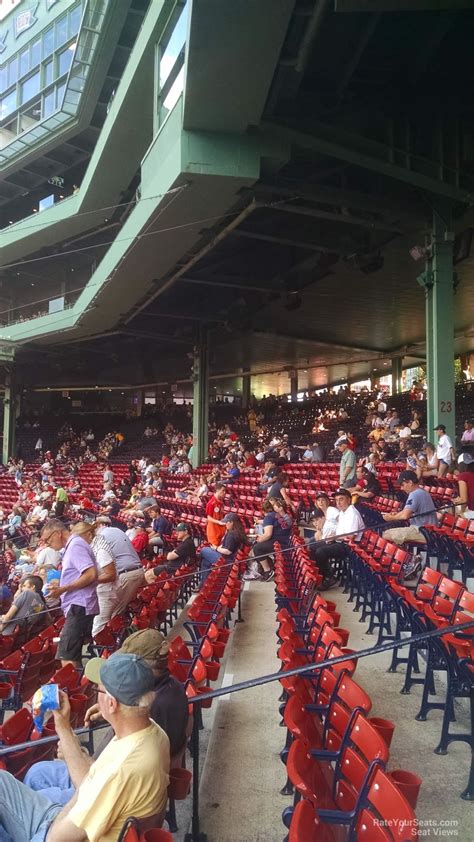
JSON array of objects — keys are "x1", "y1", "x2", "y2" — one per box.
[
  {"x1": 385, "y1": 409, "x2": 400, "y2": 433},
  {"x1": 135, "y1": 486, "x2": 159, "y2": 512},
  {"x1": 35, "y1": 540, "x2": 61, "y2": 569},
  {"x1": 302, "y1": 443, "x2": 315, "y2": 462},
  {"x1": 397, "y1": 423, "x2": 412, "y2": 441},
  {"x1": 0, "y1": 574, "x2": 45, "y2": 636},
  {"x1": 147, "y1": 506, "x2": 172, "y2": 552},
  {"x1": 199, "y1": 513, "x2": 247, "y2": 583},
  {"x1": 244, "y1": 498, "x2": 293, "y2": 582},
  {"x1": 405, "y1": 446, "x2": 418, "y2": 472},
  {"x1": 347, "y1": 466, "x2": 381, "y2": 501},
  {"x1": 0, "y1": 654, "x2": 170, "y2": 842},
  {"x1": 145, "y1": 522, "x2": 196, "y2": 583},
  {"x1": 453, "y1": 453, "x2": 474, "y2": 519},
  {"x1": 368, "y1": 425, "x2": 385, "y2": 443},
  {"x1": 131, "y1": 523, "x2": 149, "y2": 555},
  {"x1": 258, "y1": 459, "x2": 278, "y2": 493},
  {"x1": 410, "y1": 410, "x2": 422, "y2": 432},
  {"x1": 309, "y1": 488, "x2": 365, "y2": 590},
  {"x1": 4, "y1": 506, "x2": 22, "y2": 537},
  {"x1": 26, "y1": 500, "x2": 51, "y2": 527},
  {"x1": 461, "y1": 420, "x2": 474, "y2": 445},
  {"x1": 382, "y1": 470, "x2": 437, "y2": 545},
  {"x1": 311, "y1": 493, "x2": 339, "y2": 538},
  {"x1": 267, "y1": 471, "x2": 294, "y2": 512}
]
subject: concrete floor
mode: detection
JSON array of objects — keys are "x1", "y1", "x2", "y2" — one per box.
[{"x1": 173, "y1": 579, "x2": 473, "y2": 842}]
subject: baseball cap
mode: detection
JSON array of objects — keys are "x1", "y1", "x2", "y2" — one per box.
[
  {"x1": 175, "y1": 522, "x2": 189, "y2": 532},
  {"x1": 84, "y1": 653, "x2": 155, "y2": 705},
  {"x1": 458, "y1": 452, "x2": 474, "y2": 466},
  {"x1": 223, "y1": 513, "x2": 237, "y2": 523},
  {"x1": 434, "y1": 424, "x2": 446, "y2": 432},
  {"x1": 398, "y1": 470, "x2": 418, "y2": 484},
  {"x1": 337, "y1": 438, "x2": 348, "y2": 446},
  {"x1": 118, "y1": 629, "x2": 169, "y2": 663}
]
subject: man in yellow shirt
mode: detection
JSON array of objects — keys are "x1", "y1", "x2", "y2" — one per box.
[{"x1": 0, "y1": 654, "x2": 170, "y2": 842}]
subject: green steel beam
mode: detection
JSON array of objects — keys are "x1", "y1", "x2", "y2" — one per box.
[
  {"x1": 192, "y1": 328, "x2": 209, "y2": 468},
  {"x1": 335, "y1": 1, "x2": 471, "y2": 9},
  {"x1": 241, "y1": 369, "x2": 251, "y2": 410},
  {"x1": 391, "y1": 357, "x2": 402, "y2": 395},
  {"x1": 2, "y1": 367, "x2": 16, "y2": 465},
  {"x1": 425, "y1": 210, "x2": 455, "y2": 441},
  {"x1": 262, "y1": 122, "x2": 474, "y2": 204}
]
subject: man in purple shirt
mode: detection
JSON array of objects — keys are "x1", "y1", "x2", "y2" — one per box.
[{"x1": 41, "y1": 519, "x2": 98, "y2": 668}]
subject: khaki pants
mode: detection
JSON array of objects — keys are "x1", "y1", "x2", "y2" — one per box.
[
  {"x1": 112, "y1": 568, "x2": 145, "y2": 616},
  {"x1": 92, "y1": 587, "x2": 122, "y2": 636},
  {"x1": 382, "y1": 525, "x2": 426, "y2": 546}
]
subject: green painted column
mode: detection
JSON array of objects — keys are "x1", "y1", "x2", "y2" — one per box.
[
  {"x1": 192, "y1": 328, "x2": 209, "y2": 468},
  {"x1": 290, "y1": 369, "x2": 298, "y2": 403},
  {"x1": 2, "y1": 367, "x2": 16, "y2": 464},
  {"x1": 391, "y1": 357, "x2": 402, "y2": 394},
  {"x1": 241, "y1": 369, "x2": 251, "y2": 410},
  {"x1": 425, "y1": 209, "x2": 455, "y2": 441}
]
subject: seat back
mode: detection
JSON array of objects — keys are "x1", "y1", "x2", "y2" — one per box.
[{"x1": 355, "y1": 765, "x2": 417, "y2": 840}]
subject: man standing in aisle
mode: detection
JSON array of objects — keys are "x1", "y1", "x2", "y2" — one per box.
[
  {"x1": 94, "y1": 517, "x2": 145, "y2": 615},
  {"x1": 205, "y1": 483, "x2": 226, "y2": 549},
  {"x1": 338, "y1": 439, "x2": 357, "y2": 489},
  {"x1": 434, "y1": 424, "x2": 455, "y2": 477},
  {"x1": 41, "y1": 519, "x2": 98, "y2": 668}
]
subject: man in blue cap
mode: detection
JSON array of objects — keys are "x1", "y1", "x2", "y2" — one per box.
[{"x1": 0, "y1": 653, "x2": 170, "y2": 842}]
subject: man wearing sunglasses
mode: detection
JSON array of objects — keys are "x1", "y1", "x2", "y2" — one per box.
[{"x1": 41, "y1": 519, "x2": 98, "y2": 668}]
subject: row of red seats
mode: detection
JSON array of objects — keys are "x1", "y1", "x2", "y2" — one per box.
[
  {"x1": 274, "y1": 537, "x2": 420, "y2": 840},
  {"x1": 345, "y1": 529, "x2": 474, "y2": 799}
]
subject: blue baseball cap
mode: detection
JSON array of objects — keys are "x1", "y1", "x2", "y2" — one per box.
[{"x1": 84, "y1": 653, "x2": 155, "y2": 705}]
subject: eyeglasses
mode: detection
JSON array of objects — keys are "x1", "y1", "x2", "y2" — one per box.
[{"x1": 43, "y1": 529, "x2": 59, "y2": 546}]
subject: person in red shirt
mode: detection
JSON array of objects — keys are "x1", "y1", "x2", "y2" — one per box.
[
  {"x1": 244, "y1": 451, "x2": 258, "y2": 469},
  {"x1": 205, "y1": 483, "x2": 226, "y2": 548},
  {"x1": 131, "y1": 525, "x2": 149, "y2": 556}
]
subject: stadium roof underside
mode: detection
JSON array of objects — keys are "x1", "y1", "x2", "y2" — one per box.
[{"x1": 1, "y1": 0, "x2": 474, "y2": 393}]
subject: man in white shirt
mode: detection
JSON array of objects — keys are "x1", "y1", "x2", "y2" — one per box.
[
  {"x1": 309, "y1": 489, "x2": 365, "y2": 590},
  {"x1": 398, "y1": 424, "x2": 412, "y2": 440},
  {"x1": 434, "y1": 424, "x2": 454, "y2": 477}
]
